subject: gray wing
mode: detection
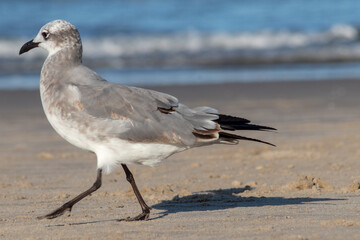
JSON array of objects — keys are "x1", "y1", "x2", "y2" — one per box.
[{"x1": 72, "y1": 80, "x2": 219, "y2": 147}]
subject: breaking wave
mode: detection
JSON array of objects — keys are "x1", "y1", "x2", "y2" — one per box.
[{"x1": 1, "y1": 24, "x2": 360, "y2": 73}]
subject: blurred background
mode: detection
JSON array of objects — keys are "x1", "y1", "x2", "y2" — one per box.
[{"x1": 1, "y1": 0, "x2": 360, "y2": 89}]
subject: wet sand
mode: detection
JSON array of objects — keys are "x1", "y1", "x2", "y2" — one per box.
[{"x1": 0, "y1": 80, "x2": 360, "y2": 239}]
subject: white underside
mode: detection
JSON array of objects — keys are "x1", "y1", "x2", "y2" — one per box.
[
  {"x1": 95, "y1": 139, "x2": 183, "y2": 173},
  {"x1": 43, "y1": 109, "x2": 185, "y2": 174}
]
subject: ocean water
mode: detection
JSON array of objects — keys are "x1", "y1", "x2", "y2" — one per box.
[{"x1": 1, "y1": 0, "x2": 360, "y2": 89}]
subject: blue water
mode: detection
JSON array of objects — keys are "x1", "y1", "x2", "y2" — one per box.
[{"x1": 1, "y1": 0, "x2": 360, "y2": 89}]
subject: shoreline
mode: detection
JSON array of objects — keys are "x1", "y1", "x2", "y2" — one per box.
[{"x1": 1, "y1": 77, "x2": 360, "y2": 97}]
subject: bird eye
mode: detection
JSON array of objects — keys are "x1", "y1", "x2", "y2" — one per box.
[{"x1": 42, "y1": 31, "x2": 49, "y2": 40}]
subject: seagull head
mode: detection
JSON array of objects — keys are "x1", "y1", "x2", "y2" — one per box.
[{"x1": 19, "y1": 20, "x2": 82, "y2": 58}]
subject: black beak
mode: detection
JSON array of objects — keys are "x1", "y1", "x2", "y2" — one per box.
[{"x1": 19, "y1": 40, "x2": 39, "y2": 55}]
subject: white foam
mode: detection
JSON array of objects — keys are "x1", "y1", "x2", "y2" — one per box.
[
  {"x1": 4, "y1": 24, "x2": 357, "y2": 59},
  {"x1": 3, "y1": 24, "x2": 360, "y2": 72},
  {"x1": 81, "y1": 24, "x2": 359, "y2": 57}
]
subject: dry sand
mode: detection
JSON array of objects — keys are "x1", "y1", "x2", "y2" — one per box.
[{"x1": 0, "y1": 80, "x2": 360, "y2": 239}]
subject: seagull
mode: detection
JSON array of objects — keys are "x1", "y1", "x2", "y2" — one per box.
[{"x1": 19, "y1": 20, "x2": 275, "y2": 221}]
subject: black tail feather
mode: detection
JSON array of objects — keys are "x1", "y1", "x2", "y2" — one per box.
[
  {"x1": 215, "y1": 114, "x2": 251, "y2": 125},
  {"x1": 220, "y1": 124, "x2": 276, "y2": 131},
  {"x1": 215, "y1": 114, "x2": 276, "y2": 146},
  {"x1": 219, "y1": 132, "x2": 275, "y2": 147},
  {"x1": 216, "y1": 114, "x2": 276, "y2": 131}
]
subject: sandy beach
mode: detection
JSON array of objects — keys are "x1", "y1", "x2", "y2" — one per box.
[{"x1": 0, "y1": 80, "x2": 360, "y2": 239}]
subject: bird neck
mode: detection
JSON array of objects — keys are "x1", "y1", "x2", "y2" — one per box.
[
  {"x1": 40, "y1": 47, "x2": 82, "y2": 90},
  {"x1": 46, "y1": 46, "x2": 82, "y2": 66}
]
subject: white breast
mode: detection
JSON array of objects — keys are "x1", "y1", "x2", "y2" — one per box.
[
  {"x1": 40, "y1": 81, "x2": 186, "y2": 174},
  {"x1": 41, "y1": 90, "x2": 185, "y2": 174}
]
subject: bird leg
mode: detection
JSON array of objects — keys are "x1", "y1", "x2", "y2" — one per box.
[
  {"x1": 38, "y1": 168, "x2": 102, "y2": 219},
  {"x1": 120, "y1": 164, "x2": 151, "y2": 221}
]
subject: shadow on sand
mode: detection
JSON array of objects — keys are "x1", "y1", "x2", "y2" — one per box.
[
  {"x1": 151, "y1": 187, "x2": 344, "y2": 220},
  {"x1": 46, "y1": 187, "x2": 344, "y2": 226}
]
